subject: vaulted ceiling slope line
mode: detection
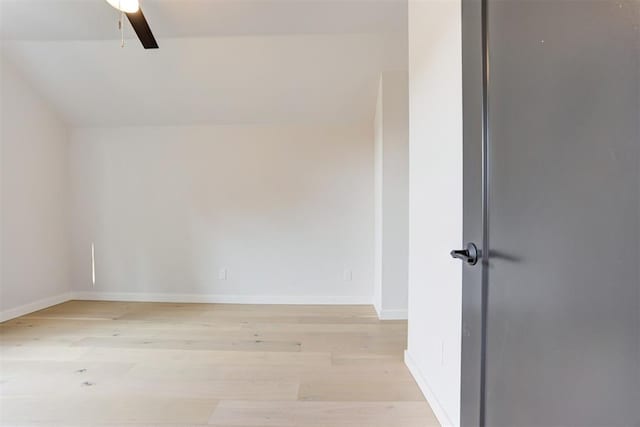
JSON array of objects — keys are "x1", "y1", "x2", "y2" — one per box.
[
  {"x1": 2, "y1": 32, "x2": 407, "y2": 127},
  {"x1": 0, "y1": 0, "x2": 408, "y2": 41},
  {"x1": 0, "y1": 0, "x2": 408, "y2": 127}
]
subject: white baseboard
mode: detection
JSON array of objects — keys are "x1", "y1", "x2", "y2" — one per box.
[
  {"x1": 373, "y1": 301, "x2": 382, "y2": 318},
  {"x1": 405, "y1": 350, "x2": 457, "y2": 427},
  {"x1": 70, "y1": 291, "x2": 372, "y2": 305},
  {"x1": 0, "y1": 292, "x2": 73, "y2": 322},
  {"x1": 373, "y1": 302, "x2": 408, "y2": 320}
]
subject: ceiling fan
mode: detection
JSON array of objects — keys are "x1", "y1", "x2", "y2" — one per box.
[{"x1": 105, "y1": 0, "x2": 158, "y2": 49}]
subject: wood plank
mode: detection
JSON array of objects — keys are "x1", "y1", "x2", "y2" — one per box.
[
  {"x1": 0, "y1": 397, "x2": 217, "y2": 424},
  {"x1": 0, "y1": 301, "x2": 437, "y2": 426},
  {"x1": 208, "y1": 400, "x2": 439, "y2": 426}
]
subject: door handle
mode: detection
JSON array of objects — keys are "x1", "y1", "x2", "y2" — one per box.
[{"x1": 450, "y1": 242, "x2": 479, "y2": 265}]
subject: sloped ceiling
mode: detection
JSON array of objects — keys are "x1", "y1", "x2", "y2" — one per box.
[{"x1": 0, "y1": 0, "x2": 407, "y2": 126}]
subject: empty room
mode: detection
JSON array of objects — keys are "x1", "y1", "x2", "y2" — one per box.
[{"x1": 1, "y1": 0, "x2": 639, "y2": 426}]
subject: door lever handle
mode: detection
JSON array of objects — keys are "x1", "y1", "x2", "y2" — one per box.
[{"x1": 450, "y1": 242, "x2": 479, "y2": 265}]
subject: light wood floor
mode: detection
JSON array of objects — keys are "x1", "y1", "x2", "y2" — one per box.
[{"x1": 0, "y1": 301, "x2": 438, "y2": 426}]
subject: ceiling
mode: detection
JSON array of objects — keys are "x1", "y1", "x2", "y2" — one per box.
[
  {"x1": 0, "y1": 0, "x2": 407, "y2": 40},
  {"x1": 0, "y1": 0, "x2": 408, "y2": 127}
]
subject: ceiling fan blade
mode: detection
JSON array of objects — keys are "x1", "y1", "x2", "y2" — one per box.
[{"x1": 125, "y1": 8, "x2": 158, "y2": 49}]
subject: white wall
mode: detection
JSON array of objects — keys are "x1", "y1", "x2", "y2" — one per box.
[
  {"x1": 69, "y1": 124, "x2": 374, "y2": 303},
  {"x1": 374, "y1": 71, "x2": 410, "y2": 319},
  {"x1": 0, "y1": 56, "x2": 71, "y2": 321},
  {"x1": 404, "y1": 1, "x2": 463, "y2": 426}
]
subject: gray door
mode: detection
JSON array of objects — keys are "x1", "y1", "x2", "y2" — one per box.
[{"x1": 460, "y1": 1, "x2": 640, "y2": 426}]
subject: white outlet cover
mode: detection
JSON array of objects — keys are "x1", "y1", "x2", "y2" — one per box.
[{"x1": 218, "y1": 269, "x2": 227, "y2": 280}]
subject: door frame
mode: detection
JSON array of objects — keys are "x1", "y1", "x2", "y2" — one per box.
[{"x1": 460, "y1": 0, "x2": 489, "y2": 425}]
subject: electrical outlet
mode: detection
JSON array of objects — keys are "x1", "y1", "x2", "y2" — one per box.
[
  {"x1": 218, "y1": 268, "x2": 227, "y2": 281},
  {"x1": 343, "y1": 269, "x2": 353, "y2": 281}
]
